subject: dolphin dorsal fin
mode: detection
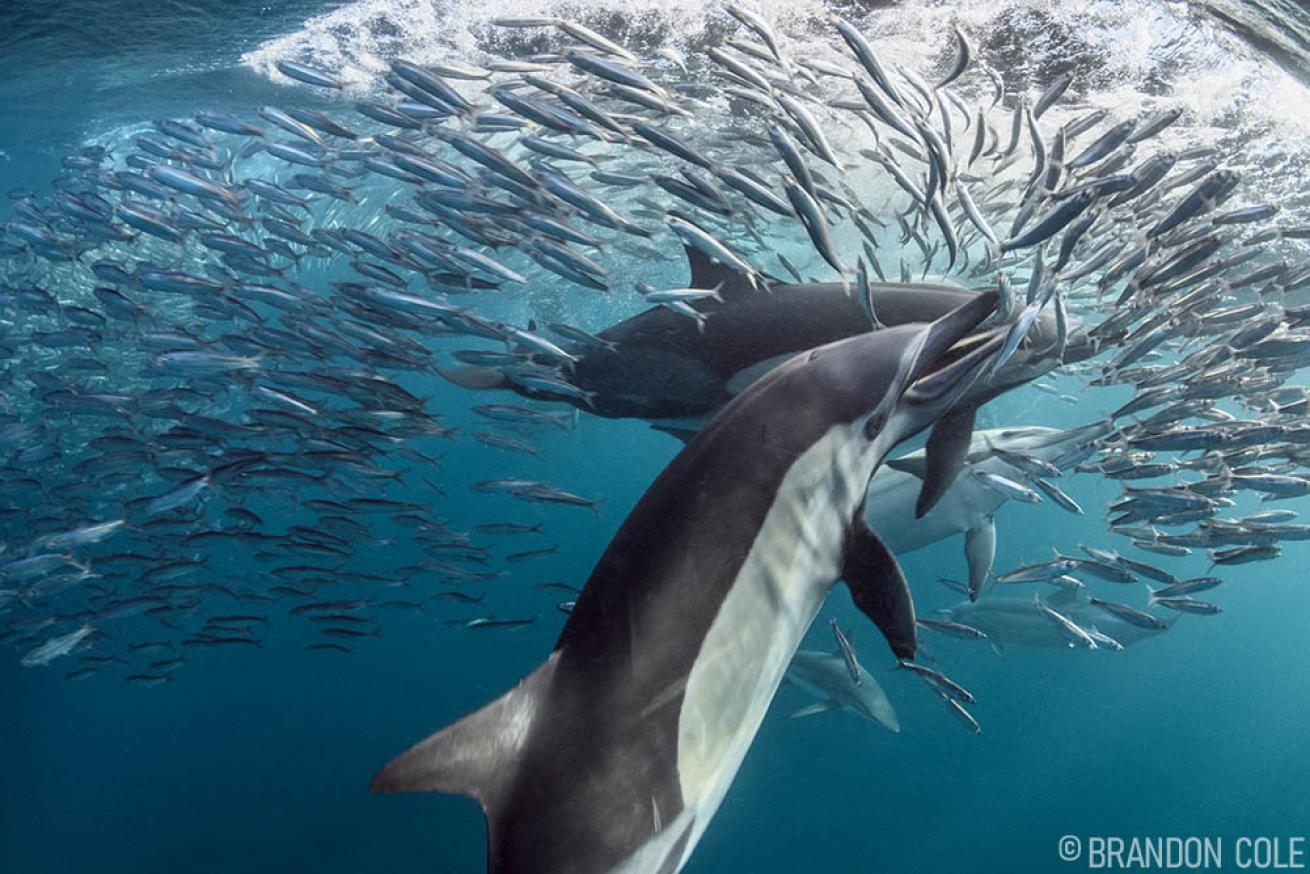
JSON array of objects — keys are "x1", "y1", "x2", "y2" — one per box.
[
  {"x1": 371, "y1": 653, "x2": 558, "y2": 811},
  {"x1": 681, "y1": 244, "x2": 759, "y2": 302}
]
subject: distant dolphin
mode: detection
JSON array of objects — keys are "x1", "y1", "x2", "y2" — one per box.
[
  {"x1": 372, "y1": 290, "x2": 1059, "y2": 873},
  {"x1": 869, "y1": 423, "x2": 1114, "y2": 598},
  {"x1": 785, "y1": 649, "x2": 900, "y2": 732},
  {"x1": 943, "y1": 588, "x2": 1171, "y2": 649},
  {"x1": 439, "y1": 245, "x2": 1096, "y2": 433}
]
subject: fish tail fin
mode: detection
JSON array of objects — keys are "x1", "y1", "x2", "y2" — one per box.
[{"x1": 371, "y1": 653, "x2": 559, "y2": 818}]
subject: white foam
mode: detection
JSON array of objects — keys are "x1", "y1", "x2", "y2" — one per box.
[
  {"x1": 233, "y1": 0, "x2": 1310, "y2": 235},
  {"x1": 241, "y1": 0, "x2": 825, "y2": 93},
  {"x1": 243, "y1": 0, "x2": 1310, "y2": 140}
]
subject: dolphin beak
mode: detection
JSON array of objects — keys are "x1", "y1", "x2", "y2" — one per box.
[
  {"x1": 868, "y1": 324, "x2": 1007, "y2": 460},
  {"x1": 904, "y1": 329, "x2": 1007, "y2": 411},
  {"x1": 909, "y1": 290, "x2": 1001, "y2": 383},
  {"x1": 863, "y1": 290, "x2": 1000, "y2": 440}
]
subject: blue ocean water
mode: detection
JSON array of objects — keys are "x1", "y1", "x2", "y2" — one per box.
[{"x1": 3, "y1": 1, "x2": 1310, "y2": 872}]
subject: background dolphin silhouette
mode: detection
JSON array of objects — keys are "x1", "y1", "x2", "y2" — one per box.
[{"x1": 440, "y1": 245, "x2": 1094, "y2": 431}]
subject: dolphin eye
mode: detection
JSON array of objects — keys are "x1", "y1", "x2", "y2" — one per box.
[{"x1": 864, "y1": 411, "x2": 886, "y2": 439}]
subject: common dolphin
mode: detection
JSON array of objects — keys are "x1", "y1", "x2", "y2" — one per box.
[
  {"x1": 869, "y1": 423, "x2": 1114, "y2": 598},
  {"x1": 785, "y1": 649, "x2": 900, "y2": 732},
  {"x1": 943, "y1": 587, "x2": 1171, "y2": 649},
  {"x1": 372, "y1": 291, "x2": 1035, "y2": 873},
  {"x1": 439, "y1": 245, "x2": 1096, "y2": 430}
]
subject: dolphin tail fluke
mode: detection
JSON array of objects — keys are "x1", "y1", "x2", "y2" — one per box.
[
  {"x1": 371, "y1": 654, "x2": 558, "y2": 810},
  {"x1": 843, "y1": 508, "x2": 917, "y2": 660},
  {"x1": 436, "y1": 365, "x2": 509, "y2": 391}
]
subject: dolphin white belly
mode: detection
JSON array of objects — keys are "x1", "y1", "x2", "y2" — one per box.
[{"x1": 676, "y1": 423, "x2": 872, "y2": 860}]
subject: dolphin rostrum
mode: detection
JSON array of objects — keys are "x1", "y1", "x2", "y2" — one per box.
[{"x1": 372, "y1": 291, "x2": 1021, "y2": 873}]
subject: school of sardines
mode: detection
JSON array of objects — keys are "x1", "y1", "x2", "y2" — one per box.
[{"x1": 1, "y1": 6, "x2": 1307, "y2": 720}]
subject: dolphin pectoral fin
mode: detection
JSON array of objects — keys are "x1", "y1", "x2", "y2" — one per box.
[
  {"x1": 915, "y1": 403, "x2": 978, "y2": 517},
  {"x1": 371, "y1": 653, "x2": 558, "y2": 815},
  {"x1": 843, "y1": 511, "x2": 917, "y2": 660},
  {"x1": 436, "y1": 365, "x2": 509, "y2": 391},
  {"x1": 885, "y1": 452, "x2": 927, "y2": 479},
  {"x1": 682, "y1": 243, "x2": 774, "y2": 302},
  {"x1": 788, "y1": 701, "x2": 841, "y2": 719},
  {"x1": 964, "y1": 516, "x2": 996, "y2": 602}
]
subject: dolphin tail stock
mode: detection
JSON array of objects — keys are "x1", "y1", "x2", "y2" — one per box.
[{"x1": 371, "y1": 653, "x2": 560, "y2": 834}]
